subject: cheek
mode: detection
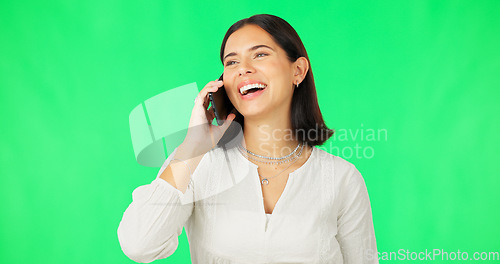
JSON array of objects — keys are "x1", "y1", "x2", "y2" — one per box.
[
  {"x1": 264, "y1": 60, "x2": 292, "y2": 80},
  {"x1": 225, "y1": 87, "x2": 237, "y2": 100},
  {"x1": 223, "y1": 71, "x2": 237, "y2": 94},
  {"x1": 267, "y1": 65, "x2": 294, "y2": 91}
]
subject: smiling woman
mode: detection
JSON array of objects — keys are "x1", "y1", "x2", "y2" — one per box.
[{"x1": 118, "y1": 14, "x2": 378, "y2": 264}]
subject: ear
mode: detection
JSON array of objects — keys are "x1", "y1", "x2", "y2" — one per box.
[{"x1": 293, "y1": 57, "x2": 309, "y2": 84}]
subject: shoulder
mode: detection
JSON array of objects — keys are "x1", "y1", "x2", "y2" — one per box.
[
  {"x1": 312, "y1": 147, "x2": 364, "y2": 187},
  {"x1": 313, "y1": 147, "x2": 358, "y2": 174}
]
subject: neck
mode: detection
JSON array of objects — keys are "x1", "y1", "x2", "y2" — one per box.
[{"x1": 240, "y1": 113, "x2": 300, "y2": 158}]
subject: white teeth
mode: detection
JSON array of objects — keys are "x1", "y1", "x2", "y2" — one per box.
[{"x1": 239, "y1": 83, "x2": 267, "y2": 95}]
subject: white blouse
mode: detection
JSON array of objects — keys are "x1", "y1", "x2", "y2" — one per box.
[{"x1": 118, "y1": 145, "x2": 378, "y2": 263}]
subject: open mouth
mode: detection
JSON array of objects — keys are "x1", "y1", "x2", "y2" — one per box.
[{"x1": 239, "y1": 83, "x2": 267, "y2": 95}]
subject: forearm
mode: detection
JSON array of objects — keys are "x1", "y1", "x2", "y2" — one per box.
[
  {"x1": 118, "y1": 177, "x2": 193, "y2": 262},
  {"x1": 159, "y1": 140, "x2": 207, "y2": 193}
]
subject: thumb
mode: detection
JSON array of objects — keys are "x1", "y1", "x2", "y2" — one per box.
[
  {"x1": 210, "y1": 113, "x2": 236, "y2": 148},
  {"x1": 220, "y1": 113, "x2": 236, "y2": 132}
]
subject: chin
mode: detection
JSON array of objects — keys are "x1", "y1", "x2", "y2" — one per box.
[{"x1": 238, "y1": 107, "x2": 269, "y2": 120}]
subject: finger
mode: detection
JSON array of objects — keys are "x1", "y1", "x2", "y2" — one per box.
[
  {"x1": 203, "y1": 96, "x2": 210, "y2": 109},
  {"x1": 198, "y1": 80, "x2": 224, "y2": 108},
  {"x1": 205, "y1": 107, "x2": 215, "y2": 122},
  {"x1": 194, "y1": 91, "x2": 212, "y2": 107},
  {"x1": 220, "y1": 113, "x2": 236, "y2": 132},
  {"x1": 209, "y1": 107, "x2": 215, "y2": 119},
  {"x1": 199, "y1": 81, "x2": 223, "y2": 99},
  {"x1": 210, "y1": 127, "x2": 216, "y2": 148},
  {"x1": 203, "y1": 80, "x2": 223, "y2": 91}
]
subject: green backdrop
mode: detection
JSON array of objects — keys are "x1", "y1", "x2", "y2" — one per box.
[{"x1": 1, "y1": 0, "x2": 499, "y2": 263}]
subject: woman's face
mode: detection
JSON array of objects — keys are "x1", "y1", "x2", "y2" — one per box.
[{"x1": 222, "y1": 24, "x2": 297, "y2": 120}]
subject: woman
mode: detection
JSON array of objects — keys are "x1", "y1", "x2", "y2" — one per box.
[{"x1": 118, "y1": 14, "x2": 378, "y2": 263}]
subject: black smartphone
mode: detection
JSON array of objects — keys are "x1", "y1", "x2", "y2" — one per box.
[{"x1": 209, "y1": 73, "x2": 234, "y2": 126}]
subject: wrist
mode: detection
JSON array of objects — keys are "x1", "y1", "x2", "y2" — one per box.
[{"x1": 177, "y1": 140, "x2": 208, "y2": 161}]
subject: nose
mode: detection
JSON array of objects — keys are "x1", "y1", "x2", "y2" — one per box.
[{"x1": 238, "y1": 59, "x2": 255, "y2": 76}]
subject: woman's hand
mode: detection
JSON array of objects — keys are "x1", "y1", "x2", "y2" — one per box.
[{"x1": 181, "y1": 79, "x2": 236, "y2": 156}]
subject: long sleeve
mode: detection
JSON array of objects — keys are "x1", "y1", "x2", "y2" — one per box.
[
  {"x1": 117, "y1": 147, "x2": 194, "y2": 263},
  {"x1": 335, "y1": 162, "x2": 378, "y2": 264}
]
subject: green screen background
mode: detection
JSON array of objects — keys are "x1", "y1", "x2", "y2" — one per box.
[{"x1": 1, "y1": 0, "x2": 499, "y2": 263}]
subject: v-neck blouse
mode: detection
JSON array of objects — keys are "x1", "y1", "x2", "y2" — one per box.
[{"x1": 118, "y1": 145, "x2": 378, "y2": 263}]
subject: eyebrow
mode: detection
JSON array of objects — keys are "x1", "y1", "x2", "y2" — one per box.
[{"x1": 223, "y1": 44, "x2": 274, "y2": 63}]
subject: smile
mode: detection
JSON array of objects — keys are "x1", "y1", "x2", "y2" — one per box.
[
  {"x1": 239, "y1": 84, "x2": 267, "y2": 100},
  {"x1": 239, "y1": 83, "x2": 267, "y2": 95}
]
